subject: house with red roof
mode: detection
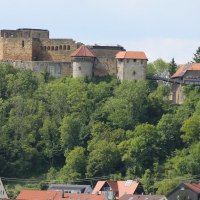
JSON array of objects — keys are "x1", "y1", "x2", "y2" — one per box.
[
  {"x1": 17, "y1": 190, "x2": 105, "y2": 200},
  {"x1": 92, "y1": 180, "x2": 144, "y2": 200},
  {"x1": 167, "y1": 182, "x2": 200, "y2": 200},
  {"x1": 171, "y1": 63, "x2": 200, "y2": 104},
  {"x1": 119, "y1": 194, "x2": 167, "y2": 200}
]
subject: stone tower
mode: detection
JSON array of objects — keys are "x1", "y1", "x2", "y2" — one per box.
[
  {"x1": 115, "y1": 51, "x2": 148, "y2": 81},
  {"x1": 71, "y1": 45, "x2": 96, "y2": 79}
]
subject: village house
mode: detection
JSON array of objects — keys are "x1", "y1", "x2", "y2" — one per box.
[
  {"x1": 17, "y1": 190, "x2": 104, "y2": 200},
  {"x1": 48, "y1": 184, "x2": 92, "y2": 194},
  {"x1": 171, "y1": 63, "x2": 200, "y2": 104},
  {"x1": 0, "y1": 179, "x2": 8, "y2": 199},
  {"x1": 92, "y1": 180, "x2": 144, "y2": 200},
  {"x1": 167, "y1": 182, "x2": 200, "y2": 200},
  {"x1": 119, "y1": 194, "x2": 167, "y2": 200}
]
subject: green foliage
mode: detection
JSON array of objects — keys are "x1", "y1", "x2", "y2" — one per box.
[
  {"x1": 147, "y1": 59, "x2": 170, "y2": 77},
  {"x1": 59, "y1": 147, "x2": 86, "y2": 181},
  {"x1": 193, "y1": 46, "x2": 200, "y2": 63},
  {"x1": 87, "y1": 141, "x2": 120, "y2": 177},
  {"x1": 168, "y1": 58, "x2": 178, "y2": 76},
  {"x1": 1, "y1": 62, "x2": 200, "y2": 195}
]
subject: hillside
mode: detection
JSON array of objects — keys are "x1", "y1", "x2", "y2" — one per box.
[{"x1": 0, "y1": 63, "x2": 200, "y2": 196}]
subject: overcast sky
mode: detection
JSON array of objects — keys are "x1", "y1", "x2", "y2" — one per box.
[{"x1": 1, "y1": 0, "x2": 200, "y2": 64}]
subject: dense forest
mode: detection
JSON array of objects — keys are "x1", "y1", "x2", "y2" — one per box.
[{"x1": 0, "y1": 55, "x2": 200, "y2": 196}]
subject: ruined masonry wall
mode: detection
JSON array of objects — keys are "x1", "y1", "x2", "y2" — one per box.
[
  {"x1": 2, "y1": 38, "x2": 33, "y2": 61},
  {"x1": 39, "y1": 39, "x2": 79, "y2": 62},
  {"x1": 0, "y1": 39, "x2": 3, "y2": 60},
  {"x1": 94, "y1": 57, "x2": 117, "y2": 76},
  {"x1": 5, "y1": 61, "x2": 72, "y2": 77}
]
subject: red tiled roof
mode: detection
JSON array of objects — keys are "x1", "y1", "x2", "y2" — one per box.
[
  {"x1": 115, "y1": 51, "x2": 148, "y2": 60},
  {"x1": 171, "y1": 63, "x2": 200, "y2": 78},
  {"x1": 71, "y1": 45, "x2": 95, "y2": 57},
  {"x1": 64, "y1": 193, "x2": 104, "y2": 200},
  {"x1": 119, "y1": 194, "x2": 166, "y2": 200},
  {"x1": 92, "y1": 180, "x2": 140, "y2": 199},
  {"x1": 17, "y1": 190, "x2": 104, "y2": 200},
  {"x1": 17, "y1": 190, "x2": 61, "y2": 200},
  {"x1": 184, "y1": 183, "x2": 200, "y2": 193}
]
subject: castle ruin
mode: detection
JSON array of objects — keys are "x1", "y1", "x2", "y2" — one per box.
[{"x1": 0, "y1": 28, "x2": 148, "y2": 80}]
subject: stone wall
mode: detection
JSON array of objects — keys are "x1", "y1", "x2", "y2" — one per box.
[
  {"x1": 0, "y1": 29, "x2": 49, "y2": 39},
  {"x1": 2, "y1": 38, "x2": 33, "y2": 61},
  {"x1": 117, "y1": 59, "x2": 147, "y2": 81},
  {"x1": 5, "y1": 61, "x2": 72, "y2": 77},
  {"x1": 171, "y1": 83, "x2": 184, "y2": 104},
  {"x1": 39, "y1": 39, "x2": 80, "y2": 62},
  {"x1": 0, "y1": 38, "x2": 3, "y2": 60},
  {"x1": 94, "y1": 57, "x2": 117, "y2": 76},
  {"x1": 90, "y1": 46, "x2": 124, "y2": 76}
]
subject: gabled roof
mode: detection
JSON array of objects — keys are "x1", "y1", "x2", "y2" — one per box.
[
  {"x1": 92, "y1": 180, "x2": 141, "y2": 199},
  {"x1": 167, "y1": 182, "x2": 200, "y2": 198},
  {"x1": 16, "y1": 190, "x2": 104, "y2": 200},
  {"x1": 184, "y1": 182, "x2": 200, "y2": 193},
  {"x1": 17, "y1": 190, "x2": 61, "y2": 200},
  {"x1": 48, "y1": 184, "x2": 92, "y2": 193},
  {"x1": 0, "y1": 178, "x2": 8, "y2": 199},
  {"x1": 71, "y1": 45, "x2": 95, "y2": 57},
  {"x1": 171, "y1": 63, "x2": 200, "y2": 78},
  {"x1": 64, "y1": 193, "x2": 104, "y2": 200},
  {"x1": 115, "y1": 51, "x2": 148, "y2": 60}
]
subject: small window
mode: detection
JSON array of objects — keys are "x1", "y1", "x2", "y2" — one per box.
[
  {"x1": 79, "y1": 66, "x2": 81, "y2": 70},
  {"x1": 67, "y1": 45, "x2": 70, "y2": 50},
  {"x1": 22, "y1": 40, "x2": 25, "y2": 47},
  {"x1": 133, "y1": 71, "x2": 136, "y2": 76},
  {"x1": 59, "y1": 45, "x2": 62, "y2": 50},
  {"x1": 55, "y1": 46, "x2": 58, "y2": 51},
  {"x1": 44, "y1": 46, "x2": 47, "y2": 51},
  {"x1": 133, "y1": 59, "x2": 136, "y2": 62},
  {"x1": 127, "y1": 59, "x2": 129, "y2": 63},
  {"x1": 48, "y1": 46, "x2": 50, "y2": 50},
  {"x1": 63, "y1": 45, "x2": 67, "y2": 50},
  {"x1": 51, "y1": 46, "x2": 54, "y2": 50}
]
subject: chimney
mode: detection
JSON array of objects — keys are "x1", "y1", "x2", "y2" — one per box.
[{"x1": 62, "y1": 190, "x2": 64, "y2": 198}]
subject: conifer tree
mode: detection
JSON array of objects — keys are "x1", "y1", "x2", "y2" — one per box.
[
  {"x1": 193, "y1": 46, "x2": 200, "y2": 63},
  {"x1": 169, "y1": 58, "x2": 177, "y2": 76}
]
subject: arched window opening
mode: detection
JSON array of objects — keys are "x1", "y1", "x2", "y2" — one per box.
[
  {"x1": 22, "y1": 40, "x2": 25, "y2": 48},
  {"x1": 63, "y1": 45, "x2": 67, "y2": 50}
]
